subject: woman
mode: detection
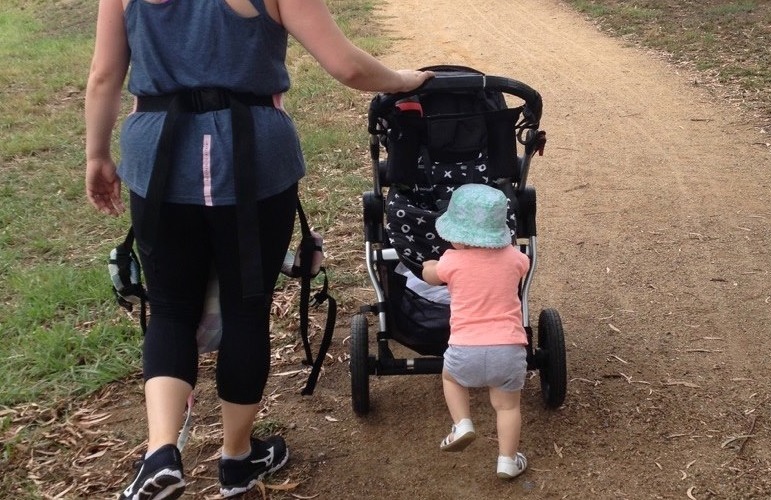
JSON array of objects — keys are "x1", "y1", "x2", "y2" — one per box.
[{"x1": 85, "y1": 0, "x2": 432, "y2": 498}]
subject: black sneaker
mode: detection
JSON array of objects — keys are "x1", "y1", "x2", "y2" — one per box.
[
  {"x1": 219, "y1": 436, "x2": 289, "y2": 497},
  {"x1": 119, "y1": 444, "x2": 185, "y2": 500}
]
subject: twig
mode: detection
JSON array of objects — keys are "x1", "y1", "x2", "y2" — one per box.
[
  {"x1": 666, "y1": 432, "x2": 693, "y2": 439},
  {"x1": 738, "y1": 415, "x2": 758, "y2": 455},
  {"x1": 663, "y1": 380, "x2": 700, "y2": 388},
  {"x1": 609, "y1": 354, "x2": 629, "y2": 364},
  {"x1": 570, "y1": 377, "x2": 601, "y2": 386}
]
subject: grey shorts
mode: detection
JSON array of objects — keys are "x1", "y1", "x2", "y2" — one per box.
[{"x1": 443, "y1": 344, "x2": 528, "y2": 392}]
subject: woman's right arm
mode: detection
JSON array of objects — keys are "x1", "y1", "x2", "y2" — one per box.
[
  {"x1": 276, "y1": 0, "x2": 432, "y2": 93},
  {"x1": 85, "y1": 0, "x2": 130, "y2": 215}
]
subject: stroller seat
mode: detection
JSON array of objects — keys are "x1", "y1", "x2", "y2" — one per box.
[{"x1": 350, "y1": 65, "x2": 564, "y2": 415}]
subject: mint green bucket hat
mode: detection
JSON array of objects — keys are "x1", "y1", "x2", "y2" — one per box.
[{"x1": 435, "y1": 184, "x2": 512, "y2": 248}]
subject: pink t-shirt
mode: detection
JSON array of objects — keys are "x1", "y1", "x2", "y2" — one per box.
[{"x1": 436, "y1": 246, "x2": 530, "y2": 346}]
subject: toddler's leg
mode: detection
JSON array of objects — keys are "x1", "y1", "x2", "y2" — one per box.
[
  {"x1": 489, "y1": 387, "x2": 521, "y2": 457},
  {"x1": 442, "y1": 368, "x2": 471, "y2": 423},
  {"x1": 440, "y1": 368, "x2": 476, "y2": 451},
  {"x1": 490, "y1": 387, "x2": 527, "y2": 479}
]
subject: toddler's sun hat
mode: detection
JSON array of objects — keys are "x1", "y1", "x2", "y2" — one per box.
[{"x1": 435, "y1": 184, "x2": 512, "y2": 248}]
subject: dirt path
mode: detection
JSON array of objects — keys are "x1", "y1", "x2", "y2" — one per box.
[
  {"x1": 280, "y1": 0, "x2": 771, "y2": 498},
  {"x1": 90, "y1": 1, "x2": 771, "y2": 499}
]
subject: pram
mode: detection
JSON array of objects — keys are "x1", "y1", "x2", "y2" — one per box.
[{"x1": 349, "y1": 65, "x2": 567, "y2": 415}]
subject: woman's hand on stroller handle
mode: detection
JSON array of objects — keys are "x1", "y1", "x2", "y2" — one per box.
[
  {"x1": 395, "y1": 69, "x2": 435, "y2": 93},
  {"x1": 370, "y1": 69, "x2": 543, "y2": 127}
]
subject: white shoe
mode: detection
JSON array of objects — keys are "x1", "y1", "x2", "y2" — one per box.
[
  {"x1": 497, "y1": 452, "x2": 527, "y2": 479},
  {"x1": 439, "y1": 418, "x2": 476, "y2": 452}
]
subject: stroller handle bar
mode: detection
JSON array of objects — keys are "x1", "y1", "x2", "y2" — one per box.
[{"x1": 369, "y1": 70, "x2": 543, "y2": 128}]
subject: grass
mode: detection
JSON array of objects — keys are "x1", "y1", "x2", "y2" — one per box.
[
  {"x1": 565, "y1": 0, "x2": 771, "y2": 124},
  {"x1": 0, "y1": 1, "x2": 125, "y2": 407}
]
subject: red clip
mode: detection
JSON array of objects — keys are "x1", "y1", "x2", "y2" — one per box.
[{"x1": 395, "y1": 101, "x2": 423, "y2": 116}]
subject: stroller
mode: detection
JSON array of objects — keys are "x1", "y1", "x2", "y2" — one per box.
[{"x1": 349, "y1": 65, "x2": 567, "y2": 415}]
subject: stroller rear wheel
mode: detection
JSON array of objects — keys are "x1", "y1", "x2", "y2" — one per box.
[
  {"x1": 350, "y1": 313, "x2": 371, "y2": 415},
  {"x1": 537, "y1": 308, "x2": 567, "y2": 408}
]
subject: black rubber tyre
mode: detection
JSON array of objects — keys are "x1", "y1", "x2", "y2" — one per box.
[
  {"x1": 537, "y1": 308, "x2": 567, "y2": 408},
  {"x1": 350, "y1": 313, "x2": 371, "y2": 415}
]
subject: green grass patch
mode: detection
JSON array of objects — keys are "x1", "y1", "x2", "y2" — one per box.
[
  {"x1": 565, "y1": 0, "x2": 771, "y2": 120},
  {"x1": 0, "y1": 264, "x2": 140, "y2": 404},
  {"x1": 706, "y1": 1, "x2": 757, "y2": 16},
  {"x1": 0, "y1": 8, "x2": 92, "y2": 161},
  {"x1": 571, "y1": 0, "x2": 613, "y2": 17}
]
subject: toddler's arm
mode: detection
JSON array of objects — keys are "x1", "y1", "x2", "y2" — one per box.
[{"x1": 421, "y1": 260, "x2": 444, "y2": 285}]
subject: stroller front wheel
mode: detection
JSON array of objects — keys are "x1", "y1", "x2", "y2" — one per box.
[{"x1": 350, "y1": 313, "x2": 371, "y2": 415}]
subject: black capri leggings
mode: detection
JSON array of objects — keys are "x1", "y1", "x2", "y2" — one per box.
[{"x1": 130, "y1": 184, "x2": 297, "y2": 404}]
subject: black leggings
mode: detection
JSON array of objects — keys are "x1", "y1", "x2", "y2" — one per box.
[{"x1": 130, "y1": 184, "x2": 297, "y2": 404}]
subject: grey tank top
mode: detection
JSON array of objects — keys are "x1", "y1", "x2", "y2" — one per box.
[{"x1": 117, "y1": 0, "x2": 305, "y2": 205}]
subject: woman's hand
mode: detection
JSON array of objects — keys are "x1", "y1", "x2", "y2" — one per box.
[
  {"x1": 86, "y1": 158, "x2": 125, "y2": 216},
  {"x1": 395, "y1": 69, "x2": 434, "y2": 93}
]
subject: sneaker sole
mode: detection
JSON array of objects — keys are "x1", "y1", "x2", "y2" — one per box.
[
  {"x1": 440, "y1": 430, "x2": 476, "y2": 452},
  {"x1": 124, "y1": 469, "x2": 185, "y2": 500},
  {"x1": 219, "y1": 447, "x2": 290, "y2": 498},
  {"x1": 497, "y1": 469, "x2": 525, "y2": 480}
]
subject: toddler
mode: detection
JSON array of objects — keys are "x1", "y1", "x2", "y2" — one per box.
[{"x1": 422, "y1": 183, "x2": 530, "y2": 479}]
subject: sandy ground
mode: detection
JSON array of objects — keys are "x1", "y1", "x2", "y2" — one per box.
[{"x1": 286, "y1": 0, "x2": 771, "y2": 498}]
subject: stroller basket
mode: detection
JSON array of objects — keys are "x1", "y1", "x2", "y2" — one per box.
[{"x1": 350, "y1": 65, "x2": 565, "y2": 416}]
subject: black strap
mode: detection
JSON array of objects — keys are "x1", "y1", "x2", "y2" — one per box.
[
  {"x1": 136, "y1": 91, "x2": 273, "y2": 113},
  {"x1": 296, "y1": 201, "x2": 337, "y2": 396},
  {"x1": 138, "y1": 88, "x2": 273, "y2": 299},
  {"x1": 231, "y1": 96, "x2": 263, "y2": 299}
]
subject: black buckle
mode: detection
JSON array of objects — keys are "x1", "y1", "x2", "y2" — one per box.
[{"x1": 187, "y1": 88, "x2": 230, "y2": 113}]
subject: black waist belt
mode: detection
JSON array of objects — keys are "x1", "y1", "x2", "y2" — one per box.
[
  {"x1": 139, "y1": 88, "x2": 274, "y2": 299},
  {"x1": 136, "y1": 90, "x2": 273, "y2": 113}
]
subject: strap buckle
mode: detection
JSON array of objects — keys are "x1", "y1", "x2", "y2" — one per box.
[{"x1": 188, "y1": 88, "x2": 229, "y2": 113}]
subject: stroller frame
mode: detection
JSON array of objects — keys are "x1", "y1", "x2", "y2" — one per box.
[{"x1": 350, "y1": 66, "x2": 566, "y2": 415}]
